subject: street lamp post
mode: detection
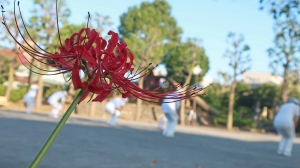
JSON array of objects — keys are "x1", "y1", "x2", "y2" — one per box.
[{"x1": 191, "y1": 65, "x2": 202, "y2": 125}]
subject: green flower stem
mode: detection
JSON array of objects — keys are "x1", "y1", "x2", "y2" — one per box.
[{"x1": 29, "y1": 89, "x2": 85, "y2": 168}]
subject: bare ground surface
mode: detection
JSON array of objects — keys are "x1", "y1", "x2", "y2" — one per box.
[{"x1": 0, "y1": 109, "x2": 300, "y2": 168}]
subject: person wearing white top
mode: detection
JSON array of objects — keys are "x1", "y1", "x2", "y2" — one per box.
[
  {"x1": 47, "y1": 90, "x2": 68, "y2": 118},
  {"x1": 23, "y1": 85, "x2": 39, "y2": 114},
  {"x1": 161, "y1": 92, "x2": 180, "y2": 137},
  {"x1": 273, "y1": 98, "x2": 300, "y2": 156},
  {"x1": 104, "y1": 97, "x2": 128, "y2": 126}
]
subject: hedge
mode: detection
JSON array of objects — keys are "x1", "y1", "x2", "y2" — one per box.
[{"x1": 213, "y1": 117, "x2": 257, "y2": 128}]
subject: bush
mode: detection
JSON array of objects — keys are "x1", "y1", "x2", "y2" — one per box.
[
  {"x1": 9, "y1": 86, "x2": 27, "y2": 102},
  {"x1": 234, "y1": 118, "x2": 257, "y2": 128},
  {"x1": 213, "y1": 117, "x2": 227, "y2": 125},
  {"x1": 213, "y1": 117, "x2": 257, "y2": 128},
  {"x1": 0, "y1": 85, "x2": 5, "y2": 96}
]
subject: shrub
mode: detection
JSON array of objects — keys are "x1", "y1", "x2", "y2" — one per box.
[
  {"x1": 213, "y1": 117, "x2": 257, "y2": 128},
  {"x1": 0, "y1": 85, "x2": 5, "y2": 96},
  {"x1": 9, "y1": 86, "x2": 27, "y2": 102}
]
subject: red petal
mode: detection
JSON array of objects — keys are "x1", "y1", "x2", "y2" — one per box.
[
  {"x1": 122, "y1": 91, "x2": 131, "y2": 98},
  {"x1": 64, "y1": 38, "x2": 71, "y2": 51},
  {"x1": 76, "y1": 28, "x2": 86, "y2": 45},
  {"x1": 92, "y1": 90, "x2": 111, "y2": 102},
  {"x1": 85, "y1": 29, "x2": 98, "y2": 50},
  {"x1": 72, "y1": 60, "x2": 84, "y2": 88},
  {"x1": 88, "y1": 85, "x2": 104, "y2": 94},
  {"x1": 106, "y1": 30, "x2": 118, "y2": 53},
  {"x1": 75, "y1": 46, "x2": 95, "y2": 64},
  {"x1": 78, "y1": 90, "x2": 90, "y2": 104},
  {"x1": 90, "y1": 68, "x2": 100, "y2": 85}
]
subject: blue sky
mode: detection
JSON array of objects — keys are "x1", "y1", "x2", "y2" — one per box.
[{"x1": 4, "y1": 0, "x2": 275, "y2": 81}]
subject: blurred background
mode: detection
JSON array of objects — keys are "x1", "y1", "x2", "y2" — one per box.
[{"x1": 0, "y1": 0, "x2": 300, "y2": 134}]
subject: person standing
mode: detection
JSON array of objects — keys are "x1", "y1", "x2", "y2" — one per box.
[
  {"x1": 158, "y1": 115, "x2": 168, "y2": 130},
  {"x1": 273, "y1": 97, "x2": 300, "y2": 157},
  {"x1": 23, "y1": 85, "x2": 39, "y2": 114},
  {"x1": 104, "y1": 97, "x2": 128, "y2": 126},
  {"x1": 161, "y1": 92, "x2": 180, "y2": 137},
  {"x1": 47, "y1": 90, "x2": 68, "y2": 118},
  {"x1": 188, "y1": 109, "x2": 197, "y2": 126}
]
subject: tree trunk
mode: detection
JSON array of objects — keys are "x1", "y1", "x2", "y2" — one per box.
[
  {"x1": 190, "y1": 96, "x2": 219, "y2": 115},
  {"x1": 179, "y1": 69, "x2": 194, "y2": 126},
  {"x1": 35, "y1": 61, "x2": 44, "y2": 110},
  {"x1": 4, "y1": 60, "x2": 15, "y2": 99},
  {"x1": 26, "y1": 59, "x2": 34, "y2": 92},
  {"x1": 89, "y1": 102, "x2": 96, "y2": 116},
  {"x1": 281, "y1": 75, "x2": 289, "y2": 103},
  {"x1": 135, "y1": 77, "x2": 144, "y2": 120},
  {"x1": 179, "y1": 99, "x2": 186, "y2": 125},
  {"x1": 227, "y1": 81, "x2": 237, "y2": 130}
]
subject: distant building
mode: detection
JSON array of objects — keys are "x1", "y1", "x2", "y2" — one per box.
[{"x1": 242, "y1": 72, "x2": 283, "y2": 88}]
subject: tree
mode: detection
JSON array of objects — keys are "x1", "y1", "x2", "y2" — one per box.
[
  {"x1": 51, "y1": 23, "x2": 86, "y2": 52},
  {"x1": 88, "y1": 12, "x2": 113, "y2": 38},
  {"x1": 118, "y1": 0, "x2": 182, "y2": 120},
  {"x1": 224, "y1": 32, "x2": 251, "y2": 130},
  {"x1": 261, "y1": 0, "x2": 300, "y2": 103},
  {"x1": 252, "y1": 82, "x2": 281, "y2": 108},
  {"x1": 0, "y1": 49, "x2": 10, "y2": 84},
  {"x1": 259, "y1": 0, "x2": 300, "y2": 20},
  {"x1": 0, "y1": 1, "x2": 22, "y2": 99},
  {"x1": 267, "y1": 21, "x2": 300, "y2": 103},
  {"x1": 163, "y1": 39, "x2": 209, "y2": 125},
  {"x1": 28, "y1": 0, "x2": 70, "y2": 109}
]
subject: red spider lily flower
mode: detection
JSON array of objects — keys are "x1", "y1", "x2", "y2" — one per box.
[{"x1": 1, "y1": 1, "x2": 205, "y2": 104}]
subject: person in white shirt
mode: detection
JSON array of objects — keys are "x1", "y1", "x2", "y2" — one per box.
[
  {"x1": 104, "y1": 97, "x2": 128, "y2": 126},
  {"x1": 161, "y1": 92, "x2": 180, "y2": 137},
  {"x1": 47, "y1": 90, "x2": 68, "y2": 118},
  {"x1": 23, "y1": 85, "x2": 39, "y2": 114},
  {"x1": 273, "y1": 97, "x2": 300, "y2": 156}
]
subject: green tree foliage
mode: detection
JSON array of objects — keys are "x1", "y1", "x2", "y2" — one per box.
[
  {"x1": 260, "y1": 0, "x2": 300, "y2": 20},
  {"x1": 28, "y1": 0, "x2": 71, "y2": 108},
  {"x1": 261, "y1": 0, "x2": 300, "y2": 103},
  {"x1": 88, "y1": 12, "x2": 113, "y2": 38},
  {"x1": 163, "y1": 38, "x2": 209, "y2": 126},
  {"x1": 252, "y1": 82, "x2": 281, "y2": 109},
  {"x1": 203, "y1": 82, "x2": 252, "y2": 115},
  {"x1": 224, "y1": 32, "x2": 251, "y2": 130},
  {"x1": 29, "y1": 0, "x2": 71, "y2": 52},
  {"x1": 163, "y1": 39, "x2": 209, "y2": 83},
  {"x1": 118, "y1": 0, "x2": 182, "y2": 66},
  {"x1": 267, "y1": 21, "x2": 300, "y2": 102},
  {"x1": 9, "y1": 86, "x2": 27, "y2": 102},
  {"x1": 51, "y1": 23, "x2": 86, "y2": 52},
  {"x1": 234, "y1": 82, "x2": 252, "y2": 106},
  {"x1": 201, "y1": 83, "x2": 224, "y2": 110},
  {"x1": 206, "y1": 82, "x2": 257, "y2": 128},
  {"x1": 0, "y1": 1, "x2": 23, "y2": 99},
  {"x1": 0, "y1": 50, "x2": 10, "y2": 83},
  {"x1": 118, "y1": 0, "x2": 183, "y2": 120}
]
